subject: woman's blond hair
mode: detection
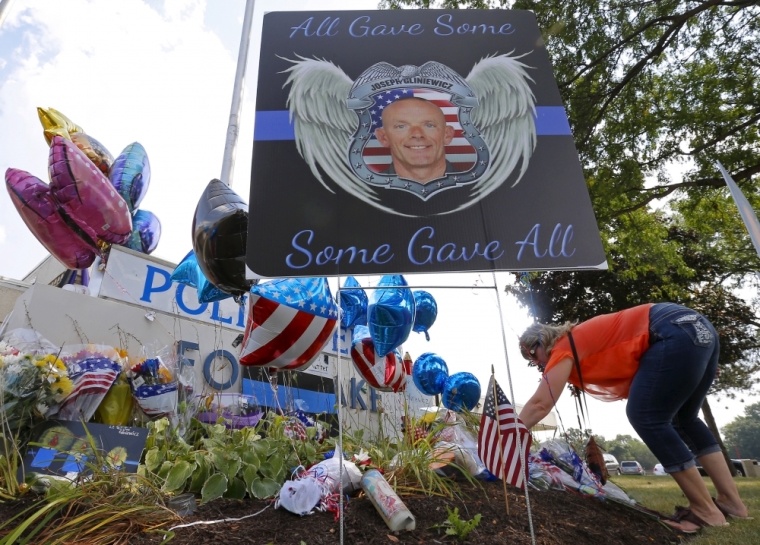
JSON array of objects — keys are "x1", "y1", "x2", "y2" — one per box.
[{"x1": 519, "y1": 321, "x2": 576, "y2": 359}]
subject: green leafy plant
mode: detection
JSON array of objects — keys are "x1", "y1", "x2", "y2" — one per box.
[
  {"x1": 141, "y1": 413, "x2": 328, "y2": 503},
  {"x1": 429, "y1": 506, "x2": 482, "y2": 541}
]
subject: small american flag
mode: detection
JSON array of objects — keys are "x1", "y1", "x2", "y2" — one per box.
[
  {"x1": 363, "y1": 88, "x2": 476, "y2": 173},
  {"x1": 478, "y1": 376, "x2": 532, "y2": 489}
]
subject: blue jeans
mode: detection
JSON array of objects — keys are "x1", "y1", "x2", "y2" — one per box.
[{"x1": 626, "y1": 303, "x2": 721, "y2": 473}]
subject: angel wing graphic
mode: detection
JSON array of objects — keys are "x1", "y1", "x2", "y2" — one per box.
[{"x1": 281, "y1": 53, "x2": 536, "y2": 216}]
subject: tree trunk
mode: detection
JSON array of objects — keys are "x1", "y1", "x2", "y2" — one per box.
[{"x1": 702, "y1": 398, "x2": 737, "y2": 476}]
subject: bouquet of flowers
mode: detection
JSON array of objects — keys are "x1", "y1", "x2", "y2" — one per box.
[
  {"x1": 127, "y1": 345, "x2": 178, "y2": 425},
  {"x1": 0, "y1": 340, "x2": 72, "y2": 446},
  {"x1": 53, "y1": 344, "x2": 124, "y2": 422}
]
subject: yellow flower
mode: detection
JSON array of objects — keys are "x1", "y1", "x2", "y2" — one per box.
[
  {"x1": 52, "y1": 376, "x2": 73, "y2": 398},
  {"x1": 48, "y1": 355, "x2": 66, "y2": 371},
  {"x1": 33, "y1": 357, "x2": 47, "y2": 368},
  {"x1": 158, "y1": 367, "x2": 173, "y2": 383}
]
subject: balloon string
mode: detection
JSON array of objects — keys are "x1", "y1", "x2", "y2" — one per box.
[
  {"x1": 265, "y1": 370, "x2": 308, "y2": 468},
  {"x1": 335, "y1": 280, "x2": 344, "y2": 545}
]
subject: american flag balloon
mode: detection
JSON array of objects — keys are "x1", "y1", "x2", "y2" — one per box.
[
  {"x1": 363, "y1": 88, "x2": 476, "y2": 173},
  {"x1": 239, "y1": 277, "x2": 338, "y2": 371},
  {"x1": 350, "y1": 325, "x2": 408, "y2": 393}
]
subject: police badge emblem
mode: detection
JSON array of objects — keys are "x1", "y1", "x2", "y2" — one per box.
[
  {"x1": 281, "y1": 53, "x2": 537, "y2": 216},
  {"x1": 346, "y1": 62, "x2": 489, "y2": 200}
]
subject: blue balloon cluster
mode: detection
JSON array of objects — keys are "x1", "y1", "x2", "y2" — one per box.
[
  {"x1": 412, "y1": 353, "x2": 481, "y2": 413},
  {"x1": 335, "y1": 276, "x2": 438, "y2": 365}
]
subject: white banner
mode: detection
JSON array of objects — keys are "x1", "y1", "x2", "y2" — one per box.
[{"x1": 96, "y1": 247, "x2": 246, "y2": 331}]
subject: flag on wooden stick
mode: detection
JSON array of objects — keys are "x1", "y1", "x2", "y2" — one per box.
[{"x1": 478, "y1": 376, "x2": 532, "y2": 489}]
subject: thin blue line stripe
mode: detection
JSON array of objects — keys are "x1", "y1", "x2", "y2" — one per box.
[
  {"x1": 254, "y1": 106, "x2": 571, "y2": 141},
  {"x1": 242, "y1": 378, "x2": 337, "y2": 414}
]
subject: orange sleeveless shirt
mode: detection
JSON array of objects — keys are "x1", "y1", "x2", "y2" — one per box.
[{"x1": 543, "y1": 304, "x2": 653, "y2": 401}]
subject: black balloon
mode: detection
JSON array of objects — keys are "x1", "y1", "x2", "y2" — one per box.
[{"x1": 192, "y1": 179, "x2": 254, "y2": 296}]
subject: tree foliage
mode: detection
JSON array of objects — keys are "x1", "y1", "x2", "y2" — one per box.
[{"x1": 722, "y1": 402, "x2": 760, "y2": 460}]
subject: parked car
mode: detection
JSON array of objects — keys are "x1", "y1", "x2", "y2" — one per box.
[
  {"x1": 620, "y1": 460, "x2": 644, "y2": 475},
  {"x1": 697, "y1": 459, "x2": 747, "y2": 477},
  {"x1": 603, "y1": 453, "x2": 620, "y2": 475},
  {"x1": 653, "y1": 463, "x2": 667, "y2": 476}
]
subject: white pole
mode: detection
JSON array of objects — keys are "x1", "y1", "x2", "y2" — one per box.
[
  {"x1": 221, "y1": 0, "x2": 256, "y2": 187},
  {"x1": 0, "y1": 0, "x2": 16, "y2": 31}
]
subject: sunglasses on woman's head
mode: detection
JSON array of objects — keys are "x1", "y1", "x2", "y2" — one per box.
[{"x1": 520, "y1": 342, "x2": 540, "y2": 363}]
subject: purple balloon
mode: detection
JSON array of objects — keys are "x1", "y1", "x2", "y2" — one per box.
[
  {"x1": 122, "y1": 209, "x2": 161, "y2": 254},
  {"x1": 5, "y1": 168, "x2": 96, "y2": 269},
  {"x1": 109, "y1": 142, "x2": 151, "y2": 213},
  {"x1": 48, "y1": 136, "x2": 132, "y2": 245}
]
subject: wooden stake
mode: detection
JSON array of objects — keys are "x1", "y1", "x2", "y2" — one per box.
[{"x1": 492, "y1": 365, "x2": 510, "y2": 516}]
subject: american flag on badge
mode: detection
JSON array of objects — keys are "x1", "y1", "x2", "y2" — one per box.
[
  {"x1": 239, "y1": 277, "x2": 338, "y2": 372},
  {"x1": 478, "y1": 376, "x2": 532, "y2": 489},
  {"x1": 363, "y1": 88, "x2": 477, "y2": 174}
]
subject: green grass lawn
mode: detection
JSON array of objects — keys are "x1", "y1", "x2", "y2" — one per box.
[{"x1": 609, "y1": 474, "x2": 759, "y2": 544}]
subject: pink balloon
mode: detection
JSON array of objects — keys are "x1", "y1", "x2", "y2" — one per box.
[
  {"x1": 48, "y1": 135, "x2": 132, "y2": 245},
  {"x1": 5, "y1": 168, "x2": 97, "y2": 269}
]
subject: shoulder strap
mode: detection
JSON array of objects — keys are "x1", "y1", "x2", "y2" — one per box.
[{"x1": 567, "y1": 331, "x2": 591, "y2": 428}]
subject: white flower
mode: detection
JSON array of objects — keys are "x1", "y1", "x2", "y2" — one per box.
[{"x1": 36, "y1": 402, "x2": 48, "y2": 414}]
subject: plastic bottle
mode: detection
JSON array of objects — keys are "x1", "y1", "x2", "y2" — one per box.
[{"x1": 360, "y1": 469, "x2": 416, "y2": 531}]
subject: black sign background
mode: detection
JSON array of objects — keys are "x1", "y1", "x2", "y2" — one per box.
[{"x1": 247, "y1": 10, "x2": 606, "y2": 278}]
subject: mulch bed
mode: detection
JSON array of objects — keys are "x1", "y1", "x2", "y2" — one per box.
[
  {"x1": 0, "y1": 479, "x2": 687, "y2": 544},
  {"x1": 0, "y1": 479, "x2": 688, "y2": 544}
]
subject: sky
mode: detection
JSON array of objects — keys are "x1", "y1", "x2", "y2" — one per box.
[{"x1": 0, "y1": 0, "x2": 753, "y2": 445}]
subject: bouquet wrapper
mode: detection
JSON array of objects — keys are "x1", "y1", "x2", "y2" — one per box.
[
  {"x1": 133, "y1": 382, "x2": 178, "y2": 419},
  {"x1": 56, "y1": 345, "x2": 123, "y2": 421}
]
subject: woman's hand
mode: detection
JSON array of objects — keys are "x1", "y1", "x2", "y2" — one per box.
[{"x1": 518, "y1": 357, "x2": 573, "y2": 428}]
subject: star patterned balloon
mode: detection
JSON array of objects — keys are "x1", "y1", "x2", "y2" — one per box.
[{"x1": 239, "y1": 277, "x2": 338, "y2": 372}]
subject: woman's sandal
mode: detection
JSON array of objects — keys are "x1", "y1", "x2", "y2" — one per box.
[
  {"x1": 713, "y1": 498, "x2": 753, "y2": 520},
  {"x1": 667, "y1": 506, "x2": 729, "y2": 534}
]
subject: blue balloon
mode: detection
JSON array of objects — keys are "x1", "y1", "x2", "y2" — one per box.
[
  {"x1": 340, "y1": 276, "x2": 368, "y2": 329},
  {"x1": 122, "y1": 209, "x2": 161, "y2": 254},
  {"x1": 367, "y1": 275, "x2": 415, "y2": 357},
  {"x1": 197, "y1": 273, "x2": 233, "y2": 304},
  {"x1": 412, "y1": 353, "x2": 449, "y2": 396},
  {"x1": 412, "y1": 290, "x2": 437, "y2": 341},
  {"x1": 109, "y1": 142, "x2": 150, "y2": 213},
  {"x1": 171, "y1": 251, "x2": 198, "y2": 286},
  {"x1": 171, "y1": 250, "x2": 232, "y2": 303},
  {"x1": 442, "y1": 372, "x2": 481, "y2": 412}
]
